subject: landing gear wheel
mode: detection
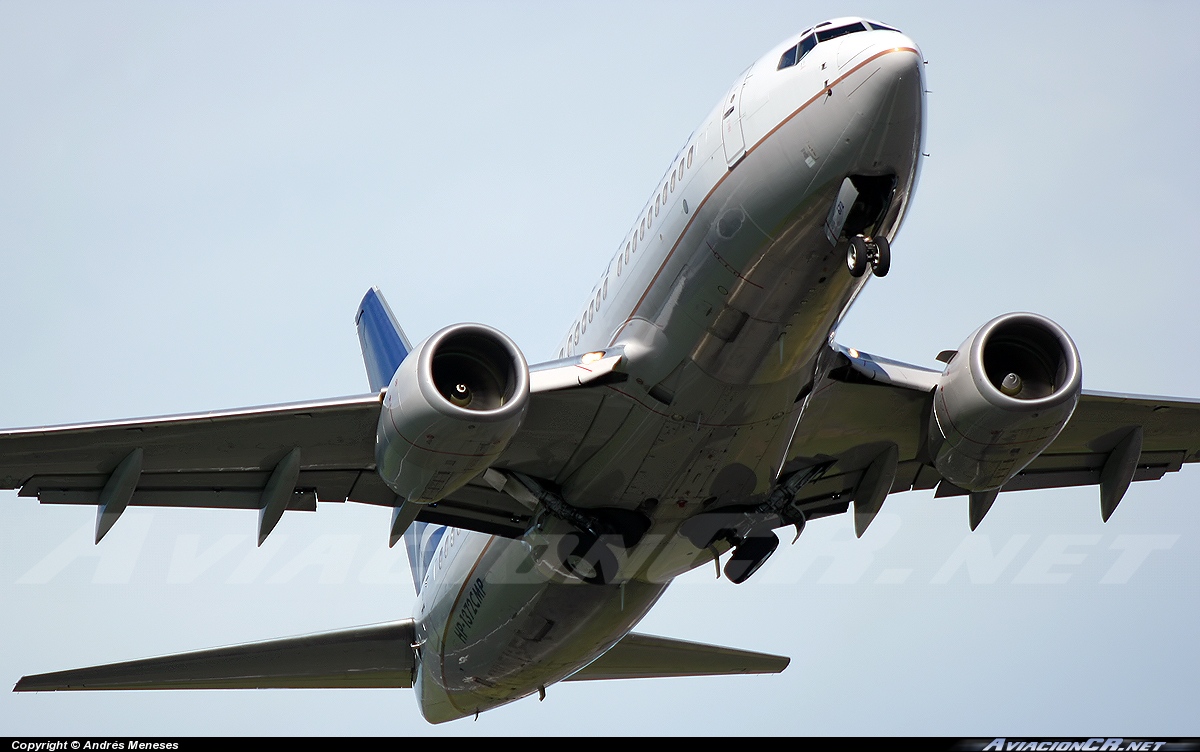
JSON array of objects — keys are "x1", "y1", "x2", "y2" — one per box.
[
  {"x1": 557, "y1": 531, "x2": 618, "y2": 585},
  {"x1": 723, "y1": 532, "x2": 780, "y2": 584},
  {"x1": 869, "y1": 235, "x2": 891, "y2": 277},
  {"x1": 846, "y1": 236, "x2": 869, "y2": 278}
]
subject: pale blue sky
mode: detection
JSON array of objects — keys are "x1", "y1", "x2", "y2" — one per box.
[{"x1": 1, "y1": 1, "x2": 1198, "y2": 736}]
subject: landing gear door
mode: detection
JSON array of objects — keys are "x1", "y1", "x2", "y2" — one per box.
[
  {"x1": 824, "y1": 177, "x2": 859, "y2": 245},
  {"x1": 722, "y1": 70, "x2": 750, "y2": 167}
]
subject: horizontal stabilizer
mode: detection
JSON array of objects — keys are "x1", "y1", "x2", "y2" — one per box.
[
  {"x1": 15, "y1": 620, "x2": 415, "y2": 692},
  {"x1": 564, "y1": 632, "x2": 789, "y2": 681}
]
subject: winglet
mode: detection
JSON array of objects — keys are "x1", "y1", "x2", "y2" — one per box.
[{"x1": 355, "y1": 287, "x2": 413, "y2": 393}]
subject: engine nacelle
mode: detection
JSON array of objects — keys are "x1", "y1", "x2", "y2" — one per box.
[
  {"x1": 930, "y1": 312, "x2": 1082, "y2": 492},
  {"x1": 376, "y1": 323, "x2": 529, "y2": 504}
]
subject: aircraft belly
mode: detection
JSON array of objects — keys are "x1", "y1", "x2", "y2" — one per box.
[
  {"x1": 415, "y1": 533, "x2": 667, "y2": 722},
  {"x1": 563, "y1": 362, "x2": 805, "y2": 514}
]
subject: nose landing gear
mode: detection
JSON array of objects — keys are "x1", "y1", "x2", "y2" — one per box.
[{"x1": 846, "y1": 235, "x2": 891, "y2": 278}]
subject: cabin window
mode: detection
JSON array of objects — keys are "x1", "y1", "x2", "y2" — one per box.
[
  {"x1": 662, "y1": 185, "x2": 668, "y2": 205},
  {"x1": 670, "y1": 172, "x2": 676, "y2": 191},
  {"x1": 687, "y1": 146, "x2": 694, "y2": 168},
  {"x1": 602, "y1": 279, "x2": 608, "y2": 300}
]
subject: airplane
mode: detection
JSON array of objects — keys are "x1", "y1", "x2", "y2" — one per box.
[{"x1": 2, "y1": 5, "x2": 1200, "y2": 734}]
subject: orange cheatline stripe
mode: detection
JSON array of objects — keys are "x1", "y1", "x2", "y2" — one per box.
[{"x1": 607, "y1": 46, "x2": 919, "y2": 347}]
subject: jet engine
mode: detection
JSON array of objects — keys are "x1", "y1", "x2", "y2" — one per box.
[
  {"x1": 929, "y1": 313, "x2": 1082, "y2": 492},
  {"x1": 376, "y1": 323, "x2": 529, "y2": 504}
]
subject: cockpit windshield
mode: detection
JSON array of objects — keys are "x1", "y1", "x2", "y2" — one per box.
[
  {"x1": 777, "y1": 20, "x2": 900, "y2": 71},
  {"x1": 815, "y1": 21, "x2": 867, "y2": 44}
]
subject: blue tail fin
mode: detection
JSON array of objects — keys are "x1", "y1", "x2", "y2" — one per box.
[
  {"x1": 403, "y1": 524, "x2": 446, "y2": 594},
  {"x1": 355, "y1": 287, "x2": 441, "y2": 594},
  {"x1": 355, "y1": 287, "x2": 413, "y2": 393}
]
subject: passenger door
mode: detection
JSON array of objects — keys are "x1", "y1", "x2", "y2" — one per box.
[{"x1": 722, "y1": 70, "x2": 750, "y2": 167}]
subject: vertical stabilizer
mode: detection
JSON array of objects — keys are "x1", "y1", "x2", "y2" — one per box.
[
  {"x1": 355, "y1": 286, "x2": 440, "y2": 594},
  {"x1": 404, "y1": 524, "x2": 446, "y2": 594},
  {"x1": 355, "y1": 287, "x2": 413, "y2": 393}
]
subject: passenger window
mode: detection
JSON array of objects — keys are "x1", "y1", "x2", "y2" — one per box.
[
  {"x1": 777, "y1": 45, "x2": 798, "y2": 70},
  {"x1": 603, "y1": 279, "x2": 608, "y2": 300},
  {"x1": 671, "y1": 172, "x2": 676, "y2": 191},
  {"x1": 626, "y1": 241, "x2": 632, "y2": 261},
  {"x1": 662, "y1": 185, "x2": 668, "y2": 205},
  {"x1": 687, "y1": 146, "x2": 694, "y2": 168}
]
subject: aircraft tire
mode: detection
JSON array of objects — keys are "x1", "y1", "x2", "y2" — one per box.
[
  {"x1": 847, "y1": 236, "x2": 869, "y2": 277},
  {"x1": 723, "y1": 532, "x2": 780, "y2": 584},
  {"x1": 870, "y1": 235, "x2": 891, "y2": 277}
]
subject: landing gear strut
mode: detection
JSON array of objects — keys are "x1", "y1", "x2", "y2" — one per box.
[
  {"x1": 680, "y1": 462, "x2": 830, "y2": 585},
  {"x1": 509, "y1": 471, "x2": 649, "y2": 586},
  {"x1": 846, "y1": 235, "x2": 891, "y2": 278}
]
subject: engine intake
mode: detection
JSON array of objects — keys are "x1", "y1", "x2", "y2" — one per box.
[
  {"x1": 376, "y1": 324, "x2": 529, "y2": 504},
  {"x1": 930, "y1": 313, "x2": 1081, "y2": 492}
]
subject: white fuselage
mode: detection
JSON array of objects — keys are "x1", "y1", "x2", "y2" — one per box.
[{"x1": 412, "y1": 22, "x2": 925, "y2": 723}]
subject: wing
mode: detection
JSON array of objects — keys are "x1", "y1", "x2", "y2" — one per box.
[
  {"x1": 0, "y1": 394, "x2": 388, "y2": 542},
  {"x1": 0, "y1": 353, "x2": 628, "y2": 543},
  {"x1": 781, "y1": 346, "x2": 1200, "y2": 532}
]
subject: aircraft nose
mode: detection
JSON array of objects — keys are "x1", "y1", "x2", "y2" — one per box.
[{"x1": 847, "y1": 36, "x2": 924, "y2": 131}]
